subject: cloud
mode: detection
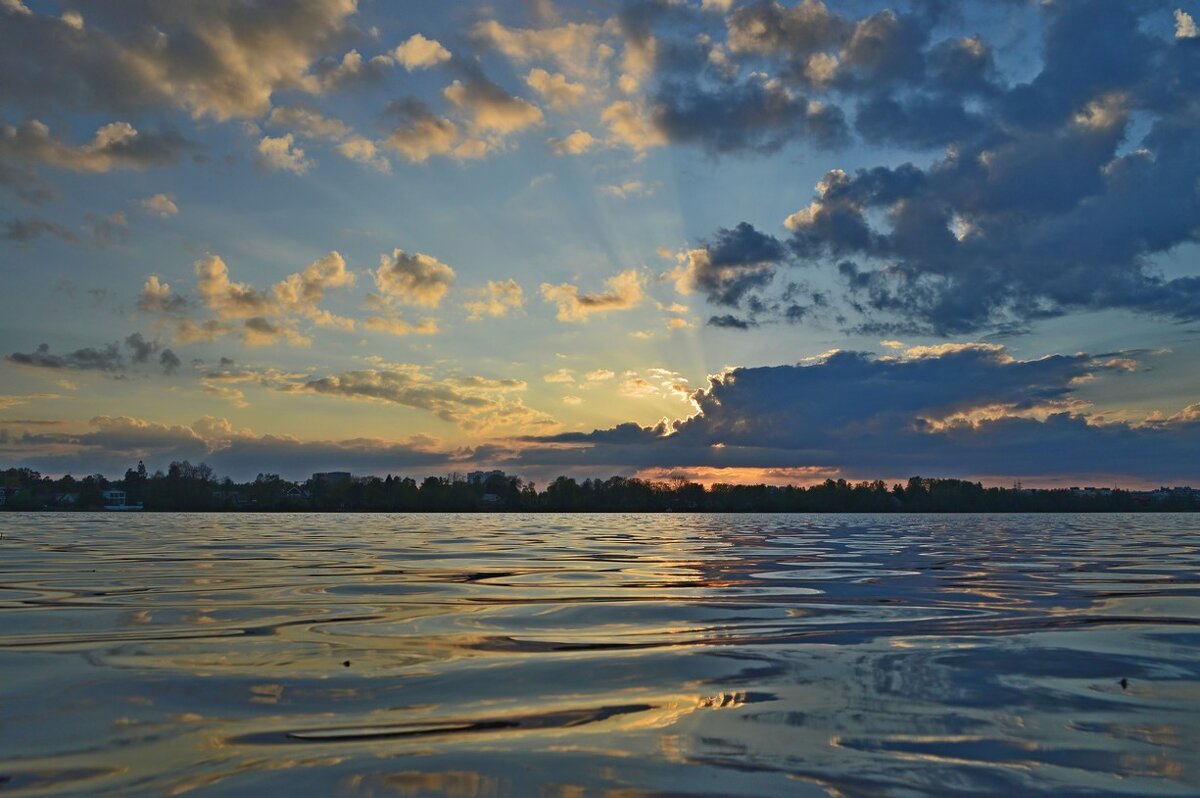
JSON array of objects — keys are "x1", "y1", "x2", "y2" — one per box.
[
  {"x1": 0, "y1": 414, "x2": 477, "y2": 481},
  {"x1": 516, "y1": 346, "x2": 1200, "y2": 482},
  {"x1": 708, "y1": 314, "x2": 755, "y2": 330},
  {"x1": 548, "y1": 129, "x2": 596, "y2": 155},
  {"x1": 267, "y1": 106, "x2": 351, "y2": 142},
  {"x1": 540, "y1": 269, "x2": 645, "y2": 322},
  {"x1": 89, "y1": 210, "x2": 128, "y2": 246},
  {"x1": 393, "y1": 33, "x2": 452, "y2": 70},
  {"x1": 11, "y1": 345, "x2": 1195, "y2": 484},
  {"x1": 0, "y1": 393, "x2": 60, "y2": 411},
  {"x1": 601, "y1": 100, "x2": 666, "y2": 151},
  {"x1": 201, "y1": 382, "x2": 249, "y2": 408},
  {"x1": 650, "y1": 0, "x2": 1200, "y2": 334},
  {"x1": 0, "y1": 0, "x2": 359, "y2": 120},
  {"x1": 543, "y1": 368, "x2": 575, "y2": 384},
  {"x1": 471, "y1": 18, "x2": 606, "y2": 79},
  {"x1": 726, "y1": 0, "x2": 849, "y2": 58},
  {"x1": 292, "y1": 365, "x2": 554, "y2": 432},
  {"x1": 652, "y1": 75, "x2": 849, "y2": 154},
  {"x1": 267, "y1": 106, "x2": 390, "y2": 172},
  {"x1": 194, "y1": 254, "x2": 275, "y2": 319},
  {"x1": 601, "y1": 180, "x2": 657, "y2": 199},
  {"x1": 362, "y1": 316, "x2": 438, "y2": 337},
  {"x1": 272, "y1": 251, "x2": 356, "y2": 328},
  {"x1": 1176, "y1": 9, "x2": 1198, "y2": 39},
  {"x1": 123, "y1": 332, "x2": 156, "y2": 364},
  {"x1": 335, "y1": 136, "x2": 390, "y2": 172},
  {"x1": 618, "y1": 368, "x2": 692, "y2": 401},
  {"x1": 665, "y1": 0, "x2": 1200, "y2": 335},
  {"x1": 373, "y1": 249, "x2": 456, "y2": 308},
  {"x1": 0, "y1": 157, "x2": 52, "y2": 204},
  {"x1": 853, "y1": 92, "x2": 985, "y2": 150},
  {"x1": 159, "y1": 349, "x2": 181, "y2": 375},
  {"x1": 443, "y1": 69, "x2": 544, "y2": 135},
  {"x1": 0, "y1": 120, "x2": 189, "y2": 172},
  {"x1": 255, "y1": 134, "x2": 312, "y2": 174},
  {"x1": 137, "y1": 275, "x2": 188, "y2": 314},
  {"x1": 149, "y1": 252, "x2": 355, "y2": 347},
  {"x1": 315, "y1": 49, "x2": 391, "y2": 91},
  {"x1": 668, "y1": 222, "x2": 786, "y2": 307},
  {"x1": 136, "y1": 193, "x2": 178, "y2": 218},
  {"x1": 7, "y1": 342, "x2": 124, "y2": 373},
  {"x1": 833, "y1": 8, "x2": 928, "y2": 89},
  {"x1": 382, "y1": 98, "x2": 465, "y2": 163},
  {"x1": 464, "y1": 279, "x2": 524, "y2": 320},
  {"x1": 7, "y1": 334, "x2": 179, "y2": 375},
  {"x1": 241, "y1": 317, "x2": 311, "y2": 348},
  {"x1": 525, "y1": 68, "x2": 587, "y2": 110},
  {"x1": 2, "y1": 216, "x2": 76, "y2": 244},
  {"x1": 194, "y1": 251, "x2": 355, "y2": 329}
]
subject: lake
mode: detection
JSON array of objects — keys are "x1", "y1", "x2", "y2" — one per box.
[{"x1": 0, "y1": 513, "x2": 1197, "y2": 796}]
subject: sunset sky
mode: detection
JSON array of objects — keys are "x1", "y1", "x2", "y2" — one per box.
[{"x1": 1, "y1": 0, "x2": 1198, "y2": 485}]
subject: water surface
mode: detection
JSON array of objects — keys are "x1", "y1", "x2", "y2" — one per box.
[{"x1": 1, "y1": 513, "x2": 1198, "y2": 796}]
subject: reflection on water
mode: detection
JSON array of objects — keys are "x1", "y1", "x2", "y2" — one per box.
[{"x1": 0, "y1": 513, "x2": 1198, "y2": 796}]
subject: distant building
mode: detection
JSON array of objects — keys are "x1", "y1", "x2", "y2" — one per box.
[
  {"x1": 282, "y1": 485, "x2": 309, "y2": 499},
  {"x1": 102, "y1": 489, "x2": 143, "y2": 510},
  {"x1": 309, "y1": 470, "x2": 350, "y2": 482},
  {"x1": 54, "y1": 493, "x2": 78, "y2": 506}
]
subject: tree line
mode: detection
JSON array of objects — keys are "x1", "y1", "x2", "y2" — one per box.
[{"x1": 2, "y1": 462, "x2": 1197, "y2": 512}]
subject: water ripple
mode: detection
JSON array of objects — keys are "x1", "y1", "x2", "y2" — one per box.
[{"x1": 0, "y1": 512, "x2": 1197, "y2": 796}]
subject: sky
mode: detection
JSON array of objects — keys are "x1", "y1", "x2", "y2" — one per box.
[{"x1": 0, "y1": 0, "x2": 1198, "y2": 487}]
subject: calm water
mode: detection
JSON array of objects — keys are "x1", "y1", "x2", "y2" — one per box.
[{"x1": 1, "y1": 513, "x2": 1198, "y2": 797}]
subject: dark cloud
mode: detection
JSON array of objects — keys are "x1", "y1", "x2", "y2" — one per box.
[
  {"x1": 785, "y1": 104, "x2": 1200, "y2": 333},
  {"x1": 829, "y1": 9, "x2": 930, "y2": 89},
  {"x1": 434, "y1": 58, "x2": 543, "y2": 139},
  {"x1": 124, "y1": 333, "x2": 156, "y2": 364},
  {"x1": 853, "y1": 92, "x2": 986, "y2": 149},
  {"x1": 0, "y1": 0, "x2": 359, "y2": 119},
  {"x1": 1, "y1": 216, "x2": 76, "y2": 244},
  {"x1": 89, "y1": 211, "x2": 129, "y2": 247},
  {"x1": 925, "y1": 35, "x2": 999, "y2": 96},
  {"x1": 515, "y1": 346, "x2": 1200, "y2": 482},
  {"x1": 666, "y1": 0, "x2": 1200, "y2": 334},
  {"x1": 574, "y1": 0, "x2": 1191, "y2": 333},
  {"x1": 0, "y1": 120, "x2": 191, "y2": 173},
  {"x1": 312, "y1": 49, "x2": 395, "y2": 92},
  {"x1": 7, "y1": 342, "x2": 124, "y2": 372},
  {"x1": 292, "y1": 366, "x2": 549, "y2": 432},
  {"x1": 688, "y1": 222, "x2": 787, "y2": 306},
  {"x1": 8, "y1": 334, "x2": 179, "y2": 375},
  {"x1": 159, "y1": 349, "x2": 181, "y2": 375},
  {"x1": 0, "y1": 415, "x2": 482, "y2": 483},
  {"x1": 725, "y1": 0, "x2": 850, "y2": 59},
  {"x1": 998, "y1": 0, "x2": 1156, "y2": 130},
  {"x1": 708, "y1": 314, "x2": 756, "y2": 330},
  {"x1": 652, "y1": 76, "x2": 849, "y2": 153},
  {"x1": 0, "y1": 159, "x2": 55, "y2": 204},
  {"x1": 709, "y1": 220, "x2": 786, "y2": 266},
  {"x1": 382, "y1": 97, "x2": 460, "y2": 163}
]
